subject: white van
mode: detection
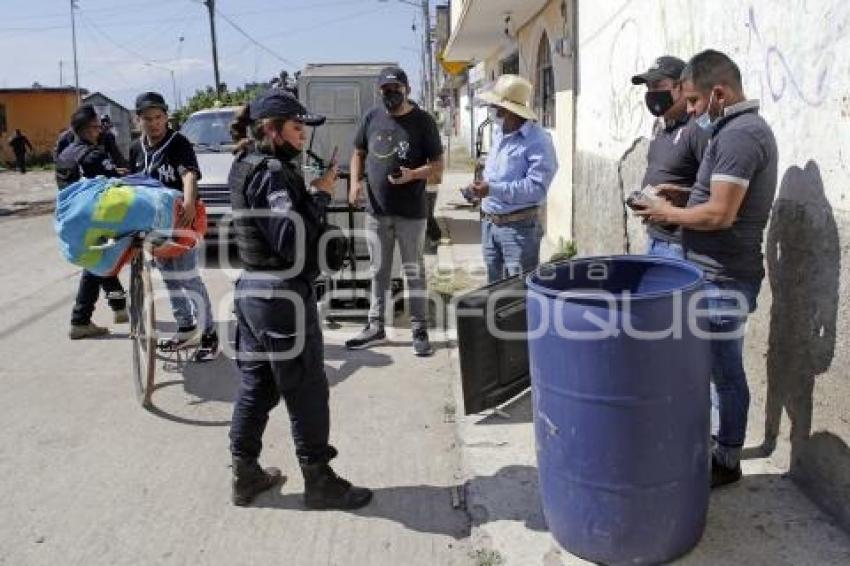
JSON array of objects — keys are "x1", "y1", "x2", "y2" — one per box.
[{"x1": 179, "y1": 106, "x2": 238, "y2": 244}]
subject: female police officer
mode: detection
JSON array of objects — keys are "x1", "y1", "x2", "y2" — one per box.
[{"x1": 227, "y1": 88, "x2": 372, "y2": 509}]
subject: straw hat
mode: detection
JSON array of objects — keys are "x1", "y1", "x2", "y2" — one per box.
[{"x1": 477, "y1": 74, "x2": 537, "y2": 121}]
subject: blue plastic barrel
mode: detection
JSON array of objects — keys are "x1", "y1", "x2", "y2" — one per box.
[{"x1": 526, "y1": 256, "x2": 710, "y2": 564}]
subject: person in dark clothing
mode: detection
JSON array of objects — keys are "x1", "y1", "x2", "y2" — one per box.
[
  {"x1": 9, "y1": 129, "x2": 33, "y2": 174},
  {"x1": 345, "y1": 66, "x2": 444, "y2": 355},
  {"x1": 226, "y1": 89, "x2": 372, "y2": 509},
  {"x1": 128, "y1": 92, "x2": 218, "y2": 361},
  {"x1": 631, "y1": 56, "x2": 710, "y2": 259},
  {"x1": 56, "y1": 105, "x2": 128, "y2": 339},
  {"x1": 55, "y1": 117, "x2": 127, "y2": 172},
  {"x1": 53, "y1": 127, "x2": 76, "y2": 163},
  {"x1": 99, "y1": 115, "x2": 128, "y2": 170},
  {"x1": 637, "y1": 50, "x2": 778, "y2": 488}
]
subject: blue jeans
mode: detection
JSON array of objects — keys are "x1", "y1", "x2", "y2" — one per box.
[
  {"x1": 482, "y1": 217, "x2": 542, "y2": 283},
  {"x1": 701, "y1": 279, "x2": 761, "y2": 452},
  {"x1": 155, "y1": 248, "x2": 214, "y2": 332},
  {"x1": 646, "y1": 237, "x2": 684, "y2": 260}
]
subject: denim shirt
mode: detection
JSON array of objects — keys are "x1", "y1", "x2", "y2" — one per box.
[{"x1": 481, "y1": 120, "x2": 558, "y2": 215}]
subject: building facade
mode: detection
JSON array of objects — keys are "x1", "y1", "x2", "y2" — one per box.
[
  {"x1": 444, "y1": 0, "x2": 850, "y2": 533},
  {"x1": 82, "y1": 92, "x2": 134, "y2": 158},
  {"x1": 0, "y1": 87, "x2": 82, "y2": 163}
]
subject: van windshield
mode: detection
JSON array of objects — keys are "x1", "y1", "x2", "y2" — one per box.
[{"x1": 180, "y1": 111, "x2": 235, "y2": 148}]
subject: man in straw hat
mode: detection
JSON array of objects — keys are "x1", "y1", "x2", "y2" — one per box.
[{"x1": 467, "y1": 74, "x2": 558, "y2": 283}]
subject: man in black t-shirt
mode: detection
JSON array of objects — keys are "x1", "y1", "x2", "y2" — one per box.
[
  {"x1": 56, "y1": 104, "x2": 128, "y2": 339},
  {"x1": 129, "y1": 92, "x2": 217, "y2": 361},
  {"x1": 345, "y1": 67, "x2": 444, "y2": 356},
  {"x1": 631, "y1": 56, "x2": 710, "y2": 259}
]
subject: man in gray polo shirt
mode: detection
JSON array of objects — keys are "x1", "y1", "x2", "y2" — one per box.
[
  {"x1": 631, "y1": 55, "x2": 710, "y2": 259},
  {"x1": 637, "y1": 49, "x2": 778, "y2": 488}
]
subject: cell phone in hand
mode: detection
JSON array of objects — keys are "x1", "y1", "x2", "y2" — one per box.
[
  {"x1": 390, "y1": 167, "x2": 403, "y2": 180},
  {"x1": 460, "y1": 186, "x2": 477, "y2": 202},
  {"x1": 625, "y1": 190, "x2": 648, "y2": 211}
]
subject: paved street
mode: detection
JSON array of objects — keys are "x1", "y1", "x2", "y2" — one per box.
[{"x1": 0, "y1": 170, "x2": 471, "y2": 565}]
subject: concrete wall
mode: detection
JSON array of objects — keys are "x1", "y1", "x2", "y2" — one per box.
[
  {"x1": 515, "y1": 0, "x2": 575, "y2": 256},
  {"x1": 571, "y1": 0, "x2": 850, "y2": 530}
]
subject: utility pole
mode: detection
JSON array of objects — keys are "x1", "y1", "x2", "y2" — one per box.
[
  {"x1": 203, "y1": 0, "x2": 222, "y2": 95},
  {"x1": 59, "y1": 60, "x2": 64, "y2": 86},
  {"x1": 70, "y1": 0, "x2": 80, "y2": 103},
  {"x1": 421, "y1": 0, "x2": 434, "y2": 113}
]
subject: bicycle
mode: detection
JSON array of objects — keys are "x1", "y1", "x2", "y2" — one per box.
[{"x1": 128, "y1": 234, "x2": 157, "y2": 407}]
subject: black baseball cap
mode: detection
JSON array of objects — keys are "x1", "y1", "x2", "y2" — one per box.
[
  {"x1": 378, "y1": 66, "x2": 409, "y2": 87},
  {"x1": 249, "y1": 88, "x2": 325, "y2": 126},
  {"x1": 135, "y1": 91, "x2": 169, "y2": 114},
  {"x1": 631, "y1": 56, "x2": 686, "y2": 85}
]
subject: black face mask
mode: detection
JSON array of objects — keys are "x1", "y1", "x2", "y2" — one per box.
[
  {"x1": 382, "y1": 90, "x2": 405, "y2": 112},
  {"x1": 275, "y1": 140, "x2": 302, "y2": 162},
  {"x1": 645, "y1": 90, "x2": 675, "y2": 117}
]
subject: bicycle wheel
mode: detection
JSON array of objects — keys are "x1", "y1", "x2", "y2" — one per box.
[{"x1": 129, "y1": 249, "x2": 156, "y2": 406}]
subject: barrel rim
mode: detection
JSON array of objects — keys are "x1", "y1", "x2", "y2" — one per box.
[{"x1": 526, "y1": 255, "x2": 705, "y2": 301}]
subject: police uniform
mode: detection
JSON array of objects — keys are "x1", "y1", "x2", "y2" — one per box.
[
  {"x1": 56, "y1": 138, "x2": 127, "y2": 332},
  {"x1": 227, "y1": 89, "x2": 371, "y2": 509}
]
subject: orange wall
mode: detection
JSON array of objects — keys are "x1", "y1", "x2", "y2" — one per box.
[{"x1": 0, "y1": 91, "x2": 78, "y2": 161}]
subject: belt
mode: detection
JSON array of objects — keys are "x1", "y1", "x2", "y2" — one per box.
[{"x1": 481, "y1": 206, "x2": 539, "y2": 226}]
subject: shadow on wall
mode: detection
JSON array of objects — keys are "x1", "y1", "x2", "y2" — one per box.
[{"x1": 760, "y1": 160, "x2": 850, "y2": 530}]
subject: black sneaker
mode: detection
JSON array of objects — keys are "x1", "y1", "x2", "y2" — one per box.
[
  {"x1": 194, "y1": 329, "x2": 219, "y2": 362},
  {"x1": 159, "y1": 326, "x2": 201, "y2": 351},
  {"x1": 412, "y1": 327, "x2": 434, "y2": 357},
  {"x1": 345, "y1": 323, "x2": 386, "y2": 350},
  {"x1": 710, "y1": 455, "x2": 742, "y2": 488}
]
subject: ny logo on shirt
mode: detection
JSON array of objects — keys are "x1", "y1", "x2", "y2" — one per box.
[{"x1": 157, "y1": 163, "x2": 177, "y2": 184}]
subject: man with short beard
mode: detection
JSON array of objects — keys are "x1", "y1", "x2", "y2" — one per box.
[
  {"x1": 128, "y1": 92, "x2": 218, "y2": 361},
  {"x1": 346, "y1": 67, "x2": 444, "y2": 357}
]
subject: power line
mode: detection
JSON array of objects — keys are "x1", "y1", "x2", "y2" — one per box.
[{"x1": 213, "y1": 7, "x2": 299, "y2": 69}]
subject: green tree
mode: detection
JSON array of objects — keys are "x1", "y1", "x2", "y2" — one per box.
[{"x1": 172, "y1": 83, "x2": 268, "y2": 125}]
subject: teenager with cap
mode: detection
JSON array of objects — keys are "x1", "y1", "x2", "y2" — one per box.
[
  {"x1": 128, "y1": 92, "x2": 218, "y2": 361},
  {"x1": 467, "y1": 74, "x2": 558, "y2": 283},
  {"x1": 345, "y1": 66, "x2": 444, "y2": 355},
  {"x1": 631, "y1": 55, "x2": 710, "y2": 259},
  {"x1": 56, "y1": 104, "x2": 128, "y2": 339},
  {"x1": 226, "y1": 89, "x2": 372, "y2": 509}
]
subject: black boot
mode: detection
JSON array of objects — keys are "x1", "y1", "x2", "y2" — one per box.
[
  {"x1": 232, "y1": 457, "x2": 285, "y2": 506},
  {"x1": 301, "y1": 463, "x2": 373, "y2": 510}
]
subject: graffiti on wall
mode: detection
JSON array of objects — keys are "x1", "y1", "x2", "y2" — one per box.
[{"x1": 746, "y1": 3, "x2": 848, "y2": 107}]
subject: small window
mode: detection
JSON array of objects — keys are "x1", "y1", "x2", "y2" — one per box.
[
  {"x1": 535, "y1": 33, "x2": 556, "y2": 128},
  {"x1": 501, "y1": 53, "x2": 519, "y2": 76}
]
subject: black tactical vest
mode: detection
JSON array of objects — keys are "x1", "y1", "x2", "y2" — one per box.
[{"x1": 229, "y1": 153, "x2": 288, "y2": 270}]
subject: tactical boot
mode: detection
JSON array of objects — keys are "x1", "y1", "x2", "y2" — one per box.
[
  {"x1": 232, "y1": 457, "x2": 285, "y2": 506},
  {"x1": 301, "y1": 463, "x2": 373, "y2": 510}
]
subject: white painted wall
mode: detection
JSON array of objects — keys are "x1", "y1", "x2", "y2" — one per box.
[{"x1": 575, "y1": 0, "x2": 850, "y2": 211}]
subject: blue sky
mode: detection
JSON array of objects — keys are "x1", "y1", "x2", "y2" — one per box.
[{"x1": 0, "y1": 0, "x2": 429, "y2": 109}]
